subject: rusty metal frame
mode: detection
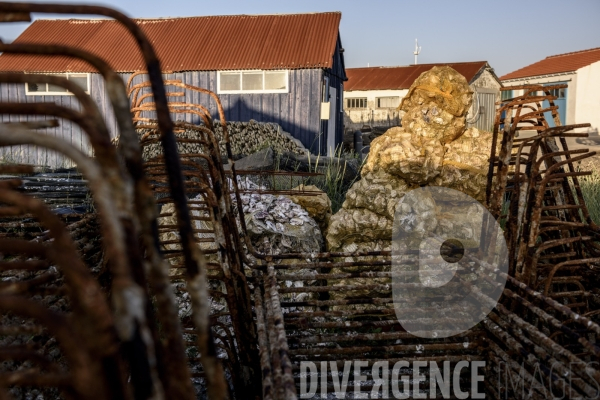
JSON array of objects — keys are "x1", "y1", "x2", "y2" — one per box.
[
  {"x1": 0, "y1": 74, "x2": 169, "y2": 399},
  {"x1": 138, "y1": 117, "x2": 262, "y2": 395},
  {"x1": 0, "y1": 42, "x2": 201, "y2": 398},
  {"x1": 0, "y1": 2, "x2": 229, "y2": 398},
  {"x1": 0, "y1": 178, "x2": 130, "y2": 400}
]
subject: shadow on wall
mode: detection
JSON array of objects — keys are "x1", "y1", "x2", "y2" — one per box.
[
  {"x1": 223, "y1": 98, "x2": 322, "y2": 154},
  {"x1": 343, "y1": 109, "x2": 401, "y2": 131}
]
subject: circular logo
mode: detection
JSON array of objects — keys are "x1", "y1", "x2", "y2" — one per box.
[{"x1": 392, "y1": 186, "x2": 508, "y2": 338}]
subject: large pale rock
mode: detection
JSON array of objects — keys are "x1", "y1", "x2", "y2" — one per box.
[
  {"x1": 286, "y1": 185, "x2": 332, "y2": 232},
  {"x1": 399, "y1": 66, "x2": 473, "y2": 120},
  {"x1": 432, "y1": 127, "x2": 492, "y2": 202},
  {"x1": 343, "y1": 169, "x2": 414, "y2": 219},
  {"x1": 326, "y1": 208, "x2": 392, "y2": 251},
  {"x1": 399, "y1": 66, "x2": 472, "y2": 145},
  {"x1": 325, "y1": 66, "x2": 492, "y2": 306},
  {"x1": 401, "y1": 102, "x2": 467, "y2": 145},
  {"x1": 363, "y1": 127, "x2": 444, "y2": 184}
]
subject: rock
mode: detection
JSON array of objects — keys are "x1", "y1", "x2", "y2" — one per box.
[
  {"x1": 431, "y1": 127, "x2": 492, "y2": 202},
  {"x1": 399, "y1": 66, "x2": 473, "y2": 121},
  {"x1": 326, "y1": 208, "x2": 393, "y2": 251},
  {"x1": 241, "y1": 193, "x2": 323, "y2": 255},
  {"x1": 328, "y1": 66, "x2": 489, "y2": 251},
  {"x1": 234, "y1": 147, "x2": 275, "y2": 171},
  {"x1": 363, "y1": 127, "x2": 444, "y2": 184},
  {"x1": 401, "y1": 102, "x2": 466, "y2": 145},
  {"x1": 286, "y1": 185, "x2": 332, "y2": 232},
  {"x1": 343, "y1": 169, "x2": 414, "y2": 219},
  {"x1": 398, "y1": 66, "x2": 472, "y2": 145}
]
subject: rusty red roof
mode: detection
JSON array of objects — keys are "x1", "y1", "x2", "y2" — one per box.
[
  {"x1": 501, "y1": 47, "x2": 600, "y2": 81},
  {"x1": 345, "y1": 62, "x2": 489, "y2": 91},
  {"x1": 0, "y1": 12, "x2": 342, "y2": 72}
]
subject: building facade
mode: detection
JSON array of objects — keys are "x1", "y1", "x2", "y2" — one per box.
[
  {"x1": 0, "y1": 13, "x2": 347, "y2": 166},
  {"x1": 501, "y1": 47, "x2": 600, "y2": 135},
  {"x1": 344, "y1": 62, "x2": 501, "y2": 132}
]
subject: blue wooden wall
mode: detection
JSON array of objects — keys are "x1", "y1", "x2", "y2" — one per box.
[
  {"x1": 126, "y1": 69, "x2": 325, "y2": 153},
  {"x1": 320, "y1": 34, "x2": 347, "y2": 154},
  {"x1": 0, "y1": 77, "x2": 87, "y2": 167},
  {"x1": 0, "y1": 64, "x2": 345, "y2": 166}
]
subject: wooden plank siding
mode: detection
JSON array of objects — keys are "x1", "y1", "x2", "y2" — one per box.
[
  {"x1": 0, "y1": 63, "x2": 344, "y2": 166},
  {"x1": 0, "y1": 75, "x2": 94, "y2": 167},
  {"x1": 127, "y1": 69, "x2": 325, "y2": 153}
]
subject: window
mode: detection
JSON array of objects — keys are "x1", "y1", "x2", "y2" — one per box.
[
  {"x1": 376, "y1": 96, "x2": 400, "y2": 108},
  {"x1": 500, "y1": 90, "x2": 513, "y2": 101},
  {"x1": 520, "y1": 88, "x2": 538, "y2": 97},
  {"x1": 217, "y1": 70, "x2": 288, "y2": 94},
  {"x1": 548, "y1": 88, "x2": 566, "y2": 99},
  {"x1": 346, "y1": 98, "x2": 367, "y2": 108},
  {"x1": 25, "y1": 73, "x2": 90, "y2": 95}
]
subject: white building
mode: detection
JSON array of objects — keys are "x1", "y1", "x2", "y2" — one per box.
[
  {"x1": 344, "y1": 62, "x2": 501, "y2": 132},
  {"x1": 501, "y1": 47, "x2": 600, "y2": 135}
]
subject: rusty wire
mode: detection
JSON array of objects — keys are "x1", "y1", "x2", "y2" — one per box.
[
  {"x1": 0, "y1": 75, "x2": 167, "y2": 398},
  {"x1": 131, "y1": 79, "x2": 262, "y2": 396},
  {"x1": 0, "y1": 1, "x2": 230, "y2": 398},
  {"x1": 486, "y1": 86, "x2": 600, "y2": 310},
  {"x1": 0, "y1": 41, "x2": 200, "y2": 398},
  {"x1": 0, "y1": 172, "x2": 129, "y2": 400}
]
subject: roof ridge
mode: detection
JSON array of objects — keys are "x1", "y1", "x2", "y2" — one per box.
[
  {"x1": 546, "y1": 47, "x2": 600, "y2": 59},
  {"x1": 501, "y1": 47, "x2": 600, "y2": 80},
  {"x1": 345, "y1": 62, "x2": 493, "y2": 91},
  {"x1": 35, "y1": 11, "x2": 342, "y2": 22},
  {"x1": 347, "y1": 61, "x2": 487, "y2": 70},
  {"x1": 407, "y1": 61, "x2": 487, "y2": 66},
  {"x1": 4, "y1": 11, "x2": 342, "y2": 72}
]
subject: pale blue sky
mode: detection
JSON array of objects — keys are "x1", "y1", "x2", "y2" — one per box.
[{"x1": 0, "y1": 0, "x2": 598, "y2": 76}]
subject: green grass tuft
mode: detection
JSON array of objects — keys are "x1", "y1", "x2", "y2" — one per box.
[
  {"x1": 304, "y1": 146, "x2": 364, "y2": 213},
  {"x1": 578, "y1": 169, "x2": 600, "y2": 225}
]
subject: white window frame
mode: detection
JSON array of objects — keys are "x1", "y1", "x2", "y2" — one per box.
[
  {"x1": 217, "y1": 70, "x2": 289, "y2": 94},
  {"x1": 376, "y1": 96, "x2": 400, "y2": 109},
  {"x1": 346, "y1": 97, "x2": 367, "y2": 109},
  {"x1": 25, "y1": 73, "x2": 91, "y2": 96}
]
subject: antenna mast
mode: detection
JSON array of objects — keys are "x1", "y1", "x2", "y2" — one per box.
[{"x1": 413, "y1": 39, "x2": 421, "y2": 65}]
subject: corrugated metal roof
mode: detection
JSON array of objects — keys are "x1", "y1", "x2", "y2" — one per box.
[
  {"x1": 0, "y1": 12, "x2": 341, "y2": 72},
  {"x1": 501, "y1": 47, "x2": 600, "y2": 81},
  {"x1": 345, "y1": 62, "x2": 488, "y2": 91}
]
